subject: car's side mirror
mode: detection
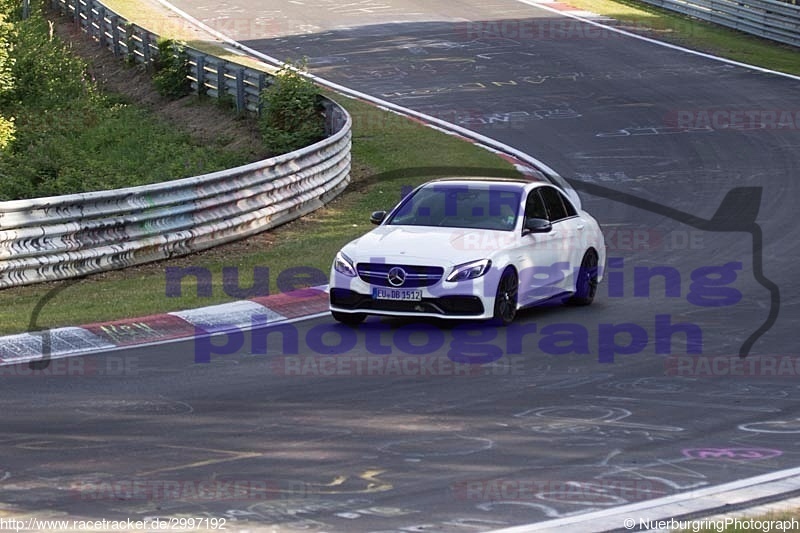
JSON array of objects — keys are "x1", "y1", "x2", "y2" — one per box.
[
  {"x1": 523, "y1": 217, "x2": 552, "y2": 234},
  {"x1": 370, "y1": 210, "x2": 387, "y2": 225}
]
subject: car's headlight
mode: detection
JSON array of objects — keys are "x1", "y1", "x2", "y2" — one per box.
[
  {"x1": 447, "y1": 259, "x2": 492, "y2": 282},
  {"x1": 333, "y1": 251, "x2": 357, "y2": 277}
]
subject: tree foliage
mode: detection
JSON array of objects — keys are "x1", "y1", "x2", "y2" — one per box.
[
  {"x1": 0, "y1": 4, "x2": 15, "y2": 100},
  {"x1": 0, "y1": 3, "x2": 15, "y2": 150},
  {"x1": 1, "y1": 2, "x2": 92, "y2": 109}
]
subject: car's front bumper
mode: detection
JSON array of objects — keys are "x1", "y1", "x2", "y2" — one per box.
[{"x1": 329, "y1": 287, "x2": 489, "y2": 318}]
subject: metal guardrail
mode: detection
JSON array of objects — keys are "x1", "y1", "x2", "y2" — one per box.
[
  {"x1": 51, "y1": 0, "x2": 273, "y2": 112},
  {"x1": 637, "y1": 0, "x2": 800, "y2": 48},
  {"x1": 0, "y1": 0, "x2": 352, "y2": 289}
]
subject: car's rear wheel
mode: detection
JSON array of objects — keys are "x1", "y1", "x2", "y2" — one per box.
[
  {"x1": 492, "y1": 268, "x2": 518, "y2": 326},
  {"x1": 331, "y1": 311, "x2": 366, "y2": 325},
  {"x1": 569, "y1": 250, "x2": 599, "y2": 306}
]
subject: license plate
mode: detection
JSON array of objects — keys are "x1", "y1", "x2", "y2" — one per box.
[{"x1": 372, "y1": 288, "x2": 423, "y2": 301}]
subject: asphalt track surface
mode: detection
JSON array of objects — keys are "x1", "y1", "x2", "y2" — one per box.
[{"x1": 3, "y1": 0, "x2": 800, "y2": 531}]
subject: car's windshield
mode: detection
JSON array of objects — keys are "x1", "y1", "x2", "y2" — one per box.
[{"x1": 387, "y1": 183, "x2": 522, "y2": 231}]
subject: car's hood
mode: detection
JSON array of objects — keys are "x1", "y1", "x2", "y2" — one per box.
[{"x1": 342, "y1": 225, "x2": 516, "y2": 267}]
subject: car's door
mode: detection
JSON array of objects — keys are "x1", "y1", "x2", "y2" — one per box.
[
  {"x1": 539, "y1": 186, "x2": 585, "y2": 293},
  {"x1": 517, "y1": 187, "x2": 572, "y2": 304}
]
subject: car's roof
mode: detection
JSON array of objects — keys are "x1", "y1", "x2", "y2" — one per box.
[
  {"x1": 419, "y1": 176, "x2": 583, "y2": 210},
  {"x1": 422, "y1": 175, "x2": 583, "y2": 211},
  {"x1": 426, "y1": 176, "x2": 547, "y2": 187}
]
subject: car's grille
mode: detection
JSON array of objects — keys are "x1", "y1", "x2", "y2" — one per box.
[
  {"x1": 330, "y1": 289, "x2": 484, "y2": 316},
  {"x1": 356, "y1": 263, "x2": 444, "y2": 288}
]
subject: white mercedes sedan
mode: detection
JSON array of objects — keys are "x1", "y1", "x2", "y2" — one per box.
[{"x1": 329, "y1": 177, "x2": 605, "y2": 325}]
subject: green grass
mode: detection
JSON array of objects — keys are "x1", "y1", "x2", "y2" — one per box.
[
  {"x1": 1, "y1": 99, "x2": 258, "y2": 200},
  {"x1": 0, "y1": 93, "x2": 518, "y2": 334},
  {"x1": 566, "y1": 0, "x2": 800, "y2": 76},
  {"x1": 1, "y1": 0, "x2": 798, "y2": 334},
  {"x1": 0, "y1": 2, "x2": 265, "y2": 201}
]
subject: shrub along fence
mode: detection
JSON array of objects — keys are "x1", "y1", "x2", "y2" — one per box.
[{"x1": 0, "y1": 0, "x2": 351, "y2": 288}]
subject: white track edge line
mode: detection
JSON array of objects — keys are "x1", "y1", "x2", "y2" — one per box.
[
  {"x1": 515, "y1": 0, "x2": 800, "y2": 82},
  {"x1": 0, "y1": 311, "x2": 331, "y2": 367},
  {"x1": 148, "y1": 2, "x2": 800, "y2": 531},
  {"x1": 487, "y1": 465, "x2": 800, "y2": 531},
  {"x1": 151, "y1": 0, "x2": 584, "y2": 209}
]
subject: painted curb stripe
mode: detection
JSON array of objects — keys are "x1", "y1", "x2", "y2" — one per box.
[
  {"x1": 0, "y1": 288, "x2": 332, "y2": 362},
  {"x1": 169, "y1": 300, "x2": 286, "y2": 334},
  {"x1": 0, "y1": 327, "x2": 115, "y2": 363},
  {"x1": 0, "y1": 0, "x2": 798, "y2": 527},
  {"x1": 83, "y1": 314, "x2": 198, "y2": 346},
  {"x1": 251, "y1": 288, "x2": 329, "y2": 318}
]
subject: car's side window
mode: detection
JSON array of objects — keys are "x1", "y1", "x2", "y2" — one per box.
[
  {"x1": 539, "y1": 186, "x2": 571, "y2": 222},
  {"x1": 524, "y1": 190, "x2": 548, "y2": 220},
  {"x1": 559, "y1": 190, "x2": 578, "y2": 218}
]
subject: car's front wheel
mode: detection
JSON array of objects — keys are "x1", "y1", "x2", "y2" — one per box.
[
  {"x1": 569, "y1": 249, "x2": 599, "y2": 306},
  {"x1": 331, "y1": 311, "x2": 366, "y2": 326},
  {"x1": 492, "y1": 268, "x2": 518, "y2": 326}
]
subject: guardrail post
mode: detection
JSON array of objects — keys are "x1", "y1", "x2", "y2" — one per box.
[
  {"x1": 257, "y1": 73, "x2": 266, "y2": 116},
  {"x1": 236, "y1": 68, "x2": 245, "y2": 113},
  {"x1": 142, "y1": 31, "x2": 151, "y2": 66},
  {"x1": 217, "y1": 61, "x2": 226, "y2": 100},
  {"x1": 72, "y1": 0, "x2": 80, "y2": 24},
  {"x1": 97, "y1": 6, "x2": 106, "y2": 47},
  {"x1": 111, "y1": 15, "x2": 120, "y2": 56},
  {"x1": 195, "y1": 55, "x2": 206, "y2": 95}
]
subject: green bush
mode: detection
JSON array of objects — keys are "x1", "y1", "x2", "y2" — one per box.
[
  {"x1": 0, "y1": 2, "x2": 256, "y2": 201},
  {"x1": 2, "y1": 2, "x2": 91, "y2": 109},
  {"x1": 259, "y1": 60, "x2": 324, "y2": 155},
  {"x1": 0, "y1": 114, "x2": 14, "y2": 151},
  {"x1": 152, "y1": 38, "x2": 191, "y2": 99},
  {"x1": 0, "y1": 6, "x2": 15, "y2": 102}
]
